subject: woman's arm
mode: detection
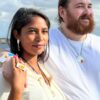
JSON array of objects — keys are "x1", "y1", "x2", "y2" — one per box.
[{"x1": 8, "y1": 88, "x2": 22, "y2": 100}]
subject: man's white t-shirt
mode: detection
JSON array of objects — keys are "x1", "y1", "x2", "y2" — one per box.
[{"x1": 45, "y1": 28, "x2": 100, "y2": 100}]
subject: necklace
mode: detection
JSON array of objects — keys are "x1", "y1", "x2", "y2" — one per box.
[
  {"x1": 22, "y1": 57, "x2": 50, "y2": 85},
  {"x1": 59, "y1": 27, "x2": 86, "y2": 64},
  {"x1": 67, "y1": 38, "x2": 85, "y2": 63}
]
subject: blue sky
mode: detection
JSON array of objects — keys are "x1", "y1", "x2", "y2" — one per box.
[{"x1": 0, "y1": 0, "x2": 100, "y2": 38}]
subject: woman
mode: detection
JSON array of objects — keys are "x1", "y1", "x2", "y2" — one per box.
[{"x1": 0, "y1": 8, "x2": 66, "y2": 100}]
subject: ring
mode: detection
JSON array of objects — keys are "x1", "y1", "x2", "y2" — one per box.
[{"x1": 16, "y1": 63, "x2": 27, "y2": 71}]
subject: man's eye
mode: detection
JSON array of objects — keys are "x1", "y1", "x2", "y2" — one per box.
[
  {"x1": 76, "y1": 5, "x2": 84, "y2": 8},
  {"x1": 88, "y1": 5, "x2": 92, "y2": 8}
]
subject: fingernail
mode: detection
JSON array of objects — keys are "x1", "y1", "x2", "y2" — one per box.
[{"x1": 13, "y1": 55, "x2": 17, "y2": 58}]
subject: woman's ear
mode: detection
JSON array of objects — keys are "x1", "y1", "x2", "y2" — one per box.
[
  {"x1": 13, "y1": 30, "x2": 20, "y2": 40},
  {"x1": 13, "y1": 30, "x2": 21, "y2": 51}
]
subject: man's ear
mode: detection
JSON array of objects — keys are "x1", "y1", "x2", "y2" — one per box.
[
  {"x1": 58, "y1": 6, "x2": 66, "y2": 22},
  {"x1": 13, "y1": 30, "x2": 20, "y2": 40}
]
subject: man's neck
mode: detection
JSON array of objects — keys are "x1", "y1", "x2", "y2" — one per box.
[{"x1": 59, "y1": 23, "x2": 87, "y2": 41}]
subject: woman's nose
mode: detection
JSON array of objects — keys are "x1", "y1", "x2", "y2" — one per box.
[{"x1": 36, "y1": 32, "x2": 43, "y2": 41}]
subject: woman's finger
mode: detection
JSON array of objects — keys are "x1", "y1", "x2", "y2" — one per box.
[
  {"x1": 11, "y1": 57, "x2": 16, "y2": 70},
  {"x1": 24, "y1": 71, "x2": 27, "y2": 88}
]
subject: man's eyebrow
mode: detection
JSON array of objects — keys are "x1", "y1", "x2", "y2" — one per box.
[{"x1": 75, "y1": 2, "x2": 92, "y2": 6}]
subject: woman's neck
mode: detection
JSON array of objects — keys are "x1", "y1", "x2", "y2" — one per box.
[
  {"x1": 22, "y1": 53, "x2": 40, "y2": 72},
  {"x1": 22, "y1": 52, "x2": 51, "y2": 85}
]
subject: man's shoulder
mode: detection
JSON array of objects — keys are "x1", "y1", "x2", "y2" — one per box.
[
  {"x1": 49, "y1": 27, "x2": 59, "y2": 34},
  {"x1": 89, "y1": 34, "x2": 100, "y2": 42},
  {"x1": 89, "y1": 34, "x2": 100, "y2": 51},
  {"x1": 49, "y1": 27, "x2": 60, "y2": 41}
]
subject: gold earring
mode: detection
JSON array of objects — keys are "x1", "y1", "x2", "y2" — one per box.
[{"x1": 17, "y1": 39, "x2": 20, "y2": 51}]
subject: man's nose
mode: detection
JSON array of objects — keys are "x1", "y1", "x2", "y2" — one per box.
[{"x1": 84, "y1": 7, "x2": 92, "y2": 15}]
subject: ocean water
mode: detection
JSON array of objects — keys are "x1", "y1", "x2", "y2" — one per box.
[{"x1": 0, "y1": 44, "x2": 9, "y2": 50}]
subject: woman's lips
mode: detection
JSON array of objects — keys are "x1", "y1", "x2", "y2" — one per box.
[{"x1": 32, "y1": 44, "x2": 45, "y2": 48}]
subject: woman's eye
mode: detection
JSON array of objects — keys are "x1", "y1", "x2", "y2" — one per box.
[
  {"x1": 28, "y1": 29, "x2": 36, "y2": 32},
  {"x1": 28, "y1": 29, "x2": 38, "y2": 34},
  {"x1": 42, "y1": 30, "x2": 48, "y2": 34}
]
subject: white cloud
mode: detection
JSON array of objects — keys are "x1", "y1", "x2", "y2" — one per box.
[{"x1": 0, "y1": 11, "x2": 8, "y2": 19}]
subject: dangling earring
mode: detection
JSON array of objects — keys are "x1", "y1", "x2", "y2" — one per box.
[{"x1": 17, "y1": 39, "x2": 20, "y2": 51}]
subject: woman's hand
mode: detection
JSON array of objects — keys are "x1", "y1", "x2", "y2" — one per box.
[
  {"x1": 10, "y1": 55, "x2": 27, "y2": 93},
  {"x1": 3, "y1": 55, "x2": 27, "y2": 100}
]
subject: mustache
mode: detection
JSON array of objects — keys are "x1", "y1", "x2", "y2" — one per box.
[{"x1": 79, "y1": 14, "x2": 92, "y2": 19}]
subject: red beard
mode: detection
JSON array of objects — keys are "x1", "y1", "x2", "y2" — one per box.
[{"x1": 66, "y1": 10, "x2": 94, "y2": 35}]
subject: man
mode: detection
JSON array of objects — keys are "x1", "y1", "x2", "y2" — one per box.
[{"x1": 44, "y1": 0, "x2": 100, "y2": 100}]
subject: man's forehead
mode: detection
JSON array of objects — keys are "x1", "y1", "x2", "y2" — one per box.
[{"x1": 69, "y1": 0, "x2": 92, "y2": 5}]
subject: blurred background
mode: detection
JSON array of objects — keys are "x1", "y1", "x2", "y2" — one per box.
[{"x1": 0, "y1": 0, "x2": 100, "y2": 48}]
